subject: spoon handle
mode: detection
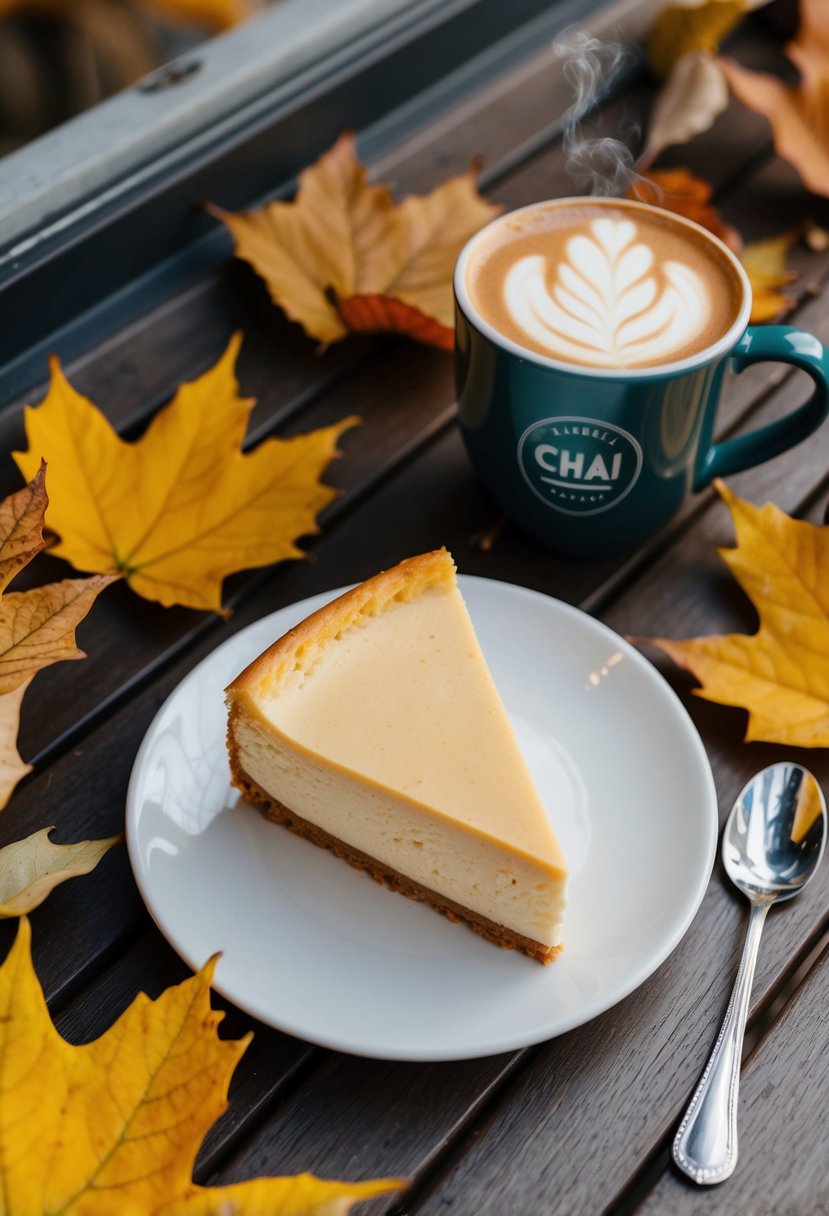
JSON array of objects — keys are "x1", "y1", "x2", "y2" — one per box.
[{"x1": 672, "y1": 901, "x2": 769, "y2": 1185}]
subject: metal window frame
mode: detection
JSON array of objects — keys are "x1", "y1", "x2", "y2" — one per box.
[{"x1": 0, "y1": 0, "x2": 647, "y2": 401}]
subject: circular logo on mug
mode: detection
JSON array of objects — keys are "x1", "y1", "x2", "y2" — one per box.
[{"x1": 517, "y1": 416, "x2": 643, "y2": 516}]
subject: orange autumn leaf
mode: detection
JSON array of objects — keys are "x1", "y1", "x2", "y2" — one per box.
[
  {"x1": 0, "y1": 466, "x2": 113, "y2": 810},
  {"x1": 640, "y1": 481, "x2": 829, "y2": 746},
  {"x1": 139, "y1": 0, "x2": 251, "y2": 30},
  {"x1": 0, "y1": 918, "x2": 403, "y2": 1214},
  {"x1": 720, "y1": 0, "x2": 829, "y2": 198},
  {"x1": 742, "y1": 230, "x2": 799, "y2": 322},
  {"x1": 209, "y1": 132, "x2": 500, "y2": 350},
  {"x1": 336, "y1": 295, "x2": 454, "y2": 349},
  {"x1": 14, "y1": 335, "x2": 358, "y2": 613},
  {"x1": 0, "y1": 0, "x2": 250, "y2": 29},
  {"x1": 629, "y1": 166, "x2": 742, "y2": 252}
]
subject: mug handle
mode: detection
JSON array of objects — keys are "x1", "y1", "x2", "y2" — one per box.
[{"x1": 694, "y1": 326, "x2": 829, "y2": 489}]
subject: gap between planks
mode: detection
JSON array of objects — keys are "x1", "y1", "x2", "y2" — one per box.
[
  {"x1": 12, "y1": 86, "x2": 795, "y2": 784},
  {"x1": 605, "y1": 914, "x2": 829, "y2": 1216},
  {"x1": 1, "y1": 17, "x2": 822, "y2": 1164},
  {"x1": 10, "y1": 207, "x2": 827, "y2": 1000}
]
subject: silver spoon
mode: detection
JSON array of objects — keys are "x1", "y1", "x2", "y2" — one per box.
[{"x1": 672, "y1": 761, "x2": 826, "y2": 1186}]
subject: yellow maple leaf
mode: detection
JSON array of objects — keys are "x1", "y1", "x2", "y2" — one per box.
[
  {"x1": 14, "y1": 335, "x2": 357, "y2": 613},
  {"x1": 741, "y1": 230, "x2": 799, "y2": 322},
  {"x1": 719, "y1": 0, "x2": 829, "y2": 197},
  {"x1": 649, "y1": 0, "x2": 752, "y2": 79},
  {"x1": 0, "y1": 918, "x2": 403, "y2": 1214},
  {"x1": 381, "y1": 165, "x2": 498, "y2": 330},
  {"x1": 640, "y1": 481, "x2": 829, "y2": 746},
  {"x1": 209, "y1": 133, "x2": 500, "y2": 350}
]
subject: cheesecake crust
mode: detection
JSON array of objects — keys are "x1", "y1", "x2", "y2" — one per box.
[{"x1": 227, "y1": 728, "x2": 561, "y2": 965}]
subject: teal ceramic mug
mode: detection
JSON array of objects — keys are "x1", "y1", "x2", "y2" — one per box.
[{"x1": 454, "y1": 197, "x2": 829, "y2": 559}]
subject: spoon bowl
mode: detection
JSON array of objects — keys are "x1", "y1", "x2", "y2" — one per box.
[
  {"x1": 723, "y1": 762, "x2": 826, "y2": 902},
  {"x1": 674, "y1": 762, "x2": 826, "y2": 1186}
]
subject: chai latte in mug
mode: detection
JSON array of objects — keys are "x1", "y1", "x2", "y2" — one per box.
[{"x1": 465, "y1": 199, "x2": 744, "y2": 370}]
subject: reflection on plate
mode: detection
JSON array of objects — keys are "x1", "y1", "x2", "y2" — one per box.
[{"x1": 126, "y1": 576, "x2": 717, "y2": 1061}]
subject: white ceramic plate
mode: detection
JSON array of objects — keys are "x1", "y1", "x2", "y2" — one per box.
[{"x1": 126, "y1": 576, "x2": 717, "y2": 1061}]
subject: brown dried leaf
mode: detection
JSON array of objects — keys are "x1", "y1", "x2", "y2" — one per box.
[
  {"x1": 209, "y1": 135, "x2": 400, "y2": 344},
  {"x1": 0, "y1": 574, "x2": 116, "y2": 695},
  {"x1": 0, "y1": 468, "x2": 113, "y2": 810},
  {"x1": 0, "y1": 460, "x2": 47, "y2": 594},
  {"x1": 642, "y1": 52, "x2": 729, "y2": 166},
  {"x1": 741, "y1": 230, "x2": 799, "y2": 321},
  {"x1": 385, "y1": 167, "x2": 499, "y2": 330}
]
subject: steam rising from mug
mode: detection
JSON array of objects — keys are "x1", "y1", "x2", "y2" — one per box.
[{"x1": 553, "y1": 31, "x2": 639, "y2": 197}]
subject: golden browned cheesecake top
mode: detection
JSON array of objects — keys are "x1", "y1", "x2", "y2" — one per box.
[{"x1": 226, "y1": 549, "x2": 455, "y2": 704}]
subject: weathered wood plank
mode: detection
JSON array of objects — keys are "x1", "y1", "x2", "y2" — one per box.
[
  {"x1": 0, "y1": 263, "x2": 372, "y2": 463},
  {"x1": 1, "y1": 19, "x2": 826, "y2": 1212},
  {"x1": 394, "y1": 500, "x2": 829, "y2": 1212},
  {"x1": 0, "y1": 0, "x2": 660, "y2": 434},
  {"x1": 3, "y1": 362, "x2": 825, "y2": 1213},
  {"x1": 13, "y1": 103, "x2": 826, "y2": 773},
  {"x1": 0, "y1": 372, "x2": 816, "y2": 1206},
  {"x1": 3, "y1": 91, "x2": 657, "y2": 767},
  {"x1": 171, "y1": 415, "x2": 829, "y2": 1216},
  {"x1": 52, "y1": 930, "x2": 320, "y2": 1179},
  {"x1": 5, "y1": 187, "x2": 829, "y2": 992},
  {"x1": 635, "y1": 938, "x2": 829, "y2": 1215},
  {"x1": 5, "y1": 16, "x2": 811, "y2": 778},
  {"x1": 209, "y1": 1052, "x2": 522, "y2": 1209},
  {"x1": 16, "y1": 372, "x2": 818, "y2": 1202}
]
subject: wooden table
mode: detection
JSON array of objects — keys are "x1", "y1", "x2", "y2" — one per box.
[{"x1": 2, "y1": 14, "x2": 828, "y2": 1216}]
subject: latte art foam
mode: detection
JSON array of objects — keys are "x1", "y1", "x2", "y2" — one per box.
[
  {"x1": 467, "y1": 201, "x2": 744, "y2": 371},
  {"x1": 504, "y1": 219, "x2": 709, "y2": 367}
]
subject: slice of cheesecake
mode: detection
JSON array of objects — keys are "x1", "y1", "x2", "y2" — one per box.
[{"x1": 226, "y1": 550, "x2": 567, "y2": 962}]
